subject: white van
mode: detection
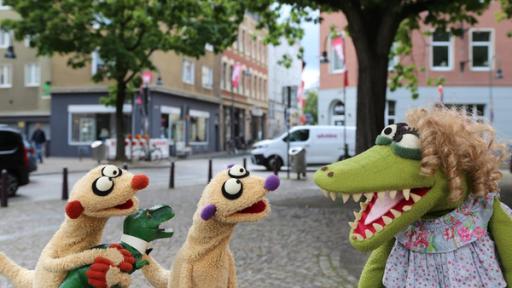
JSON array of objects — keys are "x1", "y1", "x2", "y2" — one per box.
[{"x1": 250, "y1": 125, "x2": 355, "y2": 170}]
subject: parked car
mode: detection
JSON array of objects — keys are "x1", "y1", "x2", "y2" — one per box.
[
  {"x1": 0, "y1": 127, "x2": 32, "y2": 196},
  {"x1": 251, "y1": 125, "x2": 356, "y2": 171},
  {"x1": 23, "y1": 139, "x2": 38, "y2": 173}
]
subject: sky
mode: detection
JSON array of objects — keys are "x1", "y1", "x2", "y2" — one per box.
[{"x1": 299, "y1": 10, "x2": 320, "y2": 90}]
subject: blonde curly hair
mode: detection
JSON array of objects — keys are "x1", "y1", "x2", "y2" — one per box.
[{"x1": 406, "y1": 106, "x2": 508, "y2": 201}]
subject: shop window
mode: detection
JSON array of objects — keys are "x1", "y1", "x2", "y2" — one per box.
[
  {"x1": 70, "y1": 113, "x2": 129, "y2": 144},
  {"x1": 470, "y1": 30, "x2": 492, "y2": 70},
  {"x1": 189, "y1": 111, "x2": 209, "y2": 143},
  {"x1": 25, "y1": 63, "x2": 40, "y2": 87},
  {"x1": 161, "y1": 111, "x2": 184, "y2": 145}
]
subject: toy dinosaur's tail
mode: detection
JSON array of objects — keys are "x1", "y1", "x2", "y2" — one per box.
[
  {"x1": 0, "y1": 252, "x2": 34, "y2": 288},
  {"x1": 141, "y1": 255, "x2": 170, "y2": 288}
]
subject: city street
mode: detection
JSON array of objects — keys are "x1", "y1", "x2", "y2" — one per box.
[
  {"x1": 0, "y1": 156, "x2": 364, "y2": 288},
  {"x1": 2, "y1": 156, "x2": 512, "y2": 287}
]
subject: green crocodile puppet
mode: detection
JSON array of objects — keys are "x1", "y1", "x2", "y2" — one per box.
[
  {"x1": 60, "y1": 204, "x2": 175, "y2": 288},
  {"x1": 314, "y1": 107, "x2": 512, "y2": 288}
]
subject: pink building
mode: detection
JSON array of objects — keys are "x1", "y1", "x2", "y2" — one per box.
[{"x1": 318, "y1": 2, "x2": 512, "y2": 140}]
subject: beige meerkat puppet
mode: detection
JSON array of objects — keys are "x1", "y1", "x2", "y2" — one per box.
[
  {"x1": 142, "y1": 164, "x2": 280, "y2": 288},
  {"x1": 0, "y1": 164, "x2": 149, "y2": 288}
]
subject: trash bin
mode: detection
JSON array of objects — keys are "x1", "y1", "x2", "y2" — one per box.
[
  {"x1": 289, "y1": 147, "x2": 306, "y2": 179},
  {"x1": 91, "y1": 141, "x2": 106, "y2": 164}
]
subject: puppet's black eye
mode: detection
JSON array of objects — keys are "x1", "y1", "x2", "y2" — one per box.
[
  {"x1": 102, "y1": 165, "x2": 122, "y2": 178},
  {"x1": 92, "y1": 177, "x2": 114, "y2": 196},
  {"x1": 380, "y1": 124, "x2": 398, "y2": 140},
  {"x1": 222, "y1": 178, "x2": 243, "y2": 200},
  {"x1": 228, "y1": 164, "x2": 249, "y2": 178}
]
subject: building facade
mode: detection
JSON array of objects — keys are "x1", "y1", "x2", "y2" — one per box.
[
  {"x1": 220, "y1": 13, "x2": 268, "y2": 149},
  {"x1": 267, "y1": 40, "x2": 302, "y2": 138},
  {"x1": 318, "y1": 2, "x2": 512, "y2": 142},
  {"x1": 0, "y1": 4, "x2": 51, "y2": 143},
  {"x1": 50, "y1": 48, "x2": 222, "y2": 157}
]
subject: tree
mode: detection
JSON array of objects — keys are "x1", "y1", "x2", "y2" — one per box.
[
  {"x1": 247, "y1": 0, "x2": 494, "y2": 153},
  {"x1": 3, "y1": 0, "x2": 245, "y2": 161},
  {"x1": 304, "y1": 90, "x2": 318, "y2": 124}
]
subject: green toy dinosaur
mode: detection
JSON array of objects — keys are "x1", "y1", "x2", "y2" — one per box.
[
  {"x1": 60, "y1": 204, "x2": 175, "y2": 288},
  {"x1": 314, "y1": 108, "x2": 512, "y2": 288}
]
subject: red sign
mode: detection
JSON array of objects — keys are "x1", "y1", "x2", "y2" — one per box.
[{"x1": 142, "y1": 71, "x2": 153, "y2": 85}]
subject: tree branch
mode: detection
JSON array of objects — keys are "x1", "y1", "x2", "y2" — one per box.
[
  {"x1": 399, "y1": 0, "x2": 448, "y2": 19},
  {"x1": 128, "y1": 27, "x2": 146, "y2": 51},
  {"x1": 123, "y1": 48, "x2": 157, "y2": 84}
]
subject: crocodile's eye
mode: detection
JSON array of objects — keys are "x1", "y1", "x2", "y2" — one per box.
[
  {"x1": 92, "y1": 176, "x2": 114, "y2": 196},
  {"x1": 228, "y1": 164, "x2": 249, "y2": 178},
  {"x1": 102, "y1": 165, "x2": 122, "y2": 178},
  {"x1": 391, "y1": 133, "x2": 422, "y2": 160},
  {"x1": 222, "y1": 178, "x2": 243, "y2": 200},
  {"x1": 375, "y1": 124, "x2": 398, "y2": 145}
]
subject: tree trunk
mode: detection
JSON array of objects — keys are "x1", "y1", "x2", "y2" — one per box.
[{"x1": 115, "y1": 81, "x2": 127, "y2": 161}]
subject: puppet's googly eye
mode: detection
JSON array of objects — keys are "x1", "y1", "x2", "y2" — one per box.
[
  {"x1": 92, "y1": 176, "x2": 114, "y2": 196},
  {"x1": 222, "y1": 178, "x2": 243, "y2": 200},
  {"x1": 102, "y1": 165, "x2": 122, "y2": 178},
  {"x1": 395, "y1": 133, "x2": 420, "y2": 149},
  {"x1": 228, "y1": 164, "x2": 249, "y2": 178},
  {"x1": 380, "y1": 124, "x2": 398, "y2": 140}
]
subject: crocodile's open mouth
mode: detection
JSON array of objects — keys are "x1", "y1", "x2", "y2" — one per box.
[{"x1": 321, "y1": 187, "x2": 430, "y2": 240}]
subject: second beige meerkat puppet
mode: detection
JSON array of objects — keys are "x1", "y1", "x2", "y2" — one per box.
[
  {"x1": 0, "y1": 165, "x2": 149, "y2": 288},
  {"x1": 142, "y1": 164, "x2": 280, "y2": 288}
]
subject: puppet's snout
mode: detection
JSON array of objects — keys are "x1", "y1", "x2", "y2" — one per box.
[
  {"x1": 131, "y1": 174, "x2": 149, "y2": 190},
  {"x1": 264, "y1": 175, "x2": 280, "y2": 191}
]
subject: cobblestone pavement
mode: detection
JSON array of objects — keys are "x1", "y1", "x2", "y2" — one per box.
[{"x1": 0, "y1": 165, "x2": 367, "y2": 288}]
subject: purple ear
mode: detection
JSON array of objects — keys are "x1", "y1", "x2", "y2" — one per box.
[
  {"x1": 201, "y1": 204, "x2": 217, "y2": 221},
  {"x1": 227, "y1": 164, "x2": 234, "y2": 168}
]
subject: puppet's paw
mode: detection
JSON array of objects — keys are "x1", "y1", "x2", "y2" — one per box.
[
  {"x1": 98, "y1": 247, "x2": 125, "y2": 266},
  {"x1": 106, "y1": 266, "x2": 131, "y2": 288},
  {"x1": 109, "y1": 244, "x2": 135, "y2": 272}
]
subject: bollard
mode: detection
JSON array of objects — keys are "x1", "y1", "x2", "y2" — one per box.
[
  {"x1": 273, "y1": 159, "x2": 279, "y2": 176},
  {"x1": 243, "y1": 158, "x2": 247, "y2": 169},
  {"x1": 123, "y1": 163, "x2": 128, "y2": 170},
  {"x1": 207, "y1": 159, "x2": 212, "y2": 183},
  {"x1": 62, "y1": 167, "x2": 68, "y2": 201},
  {"x1": 169, "y1": 161, "x2": 175, "y2": 189},
  {"x1": 0, "y1": 170, "x2": 8, "y2": 207}
]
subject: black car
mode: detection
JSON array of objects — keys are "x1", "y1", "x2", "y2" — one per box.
[{"x1": 0, "y1": 127, "x2": 31, "y2": 196}]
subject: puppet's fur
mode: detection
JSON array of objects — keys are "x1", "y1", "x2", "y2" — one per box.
[
  {"x1": 142, "y1": 166, "x2": 279, "y2": 288},
  {"x1": 0, "y1": 165, "x2": 149, "y2": 287}
]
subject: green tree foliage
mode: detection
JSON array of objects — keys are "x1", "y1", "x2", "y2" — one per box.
[
  {"x1": 304, "y1": 90, "x2": 318, "y2": 125},
  {"x1": 3, "y1": 0, "x2": 246, "y2": 160}
]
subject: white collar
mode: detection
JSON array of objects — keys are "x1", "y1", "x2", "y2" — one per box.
[{"x1": 120, "y1": 234, "x2": 149, "y2": 255}]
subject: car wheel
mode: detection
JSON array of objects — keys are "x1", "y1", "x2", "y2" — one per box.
[
  {"x1": 4, "y1": 173, "x2": 18, "y2": 197},
  {"x1": 267, "y1": 156, "x2": 282, "y2": 172}
]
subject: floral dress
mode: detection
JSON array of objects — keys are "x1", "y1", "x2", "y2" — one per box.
[{"x1": 383, "y1": 193, "x2": 507, "y2": 288}]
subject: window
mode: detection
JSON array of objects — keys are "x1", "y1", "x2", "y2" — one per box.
[
  {"x1": 387, "y1": 100, "x2": 396, "y2": 125},
  {"x1": 160, "y1": 107, "x2": 184, "y2": 145},
  {"x1": 205, "y1": 43, "x2": 213, "y2": 52},
  {"x1": 0, "y1": 29, "x2": 10, "y2": 49},
  {"x1": 70, "y1": 113, "x2": 130, "y2": 144},
  {"x1": 91, "y1": 50, "x2": 105, "y2": 76},
  {"x1": 182, "y1": 59, "x2": 195, "y2": 84},
  {"x1": 470, "y1": 30, "x2": 493, "y2": 70},
  {"x1": 445, "y1": 103, "x2": 485, "y2": 123},
  {"x1": 330, "y1": 35, "x2": 345, "y2": 73},
  {"x1": 283, "y1": 129, "x2": 309, "y2": 142},
  {"x1": 431, "y1": 31, "x2": 452, "y2": 70},
  {"x1": 24, "y1": 35, "x2": 32, "y2": 48},
  {"x1": 201, "y1": 66, "x2": 213, "y2": 89},
  {"x1": 189, "y1": 110, "x2": 209, "y2": 143},
  {"x1": 0, "y1": 64, "x2": 11, "y2": 88},
  {"x1": 25, "y1": 63, "x2": 40, "y2": 87}
]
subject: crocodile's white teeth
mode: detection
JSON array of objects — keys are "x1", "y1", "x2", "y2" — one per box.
[
  {"x1": 352, "y1": 193, "x2": 362, "y2": 202},
  {"x1": 330, "y1": 192, "x2": 337, "y2": 201},
  {"x1": 365, "y1": 229, "x2": 374, "y2": 238},
  {"x1": 321, "y1": 189, "x2": 329, "y2": 198},
  {"x1": 403, "y1": 189, "x2": 411, "y2": 200},
  {"x1": 164, "y1": 228, "x2": 174, "y2": 233},
  {"x1": 388, "y1": 190, "x2": 397, "y2": 199},
  {"x1": 402, "y1": 205, "x2": 412, "y2": 211},
  {"x1": 377, "y1": 191, "x2": 387, "y2": 199},
  {"x1": 342, "y1": 193, "x2": 350, "y2": 204},
  {"x1": 411, "y1": 193, "x2": 422, "y2": 203}
]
